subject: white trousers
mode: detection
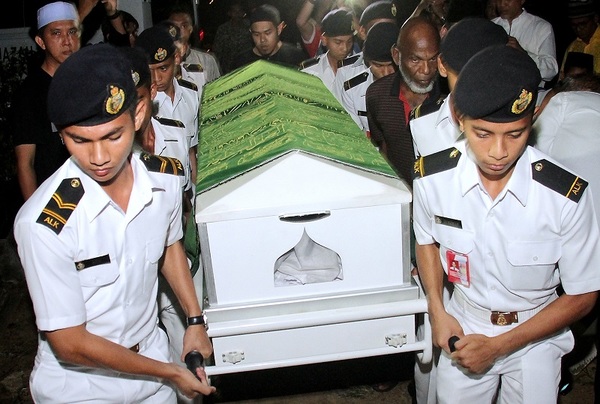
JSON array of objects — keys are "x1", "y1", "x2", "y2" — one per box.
[
  {"x1": 158, "y1": 263, "x2": 204, "y2": 404},
  {"x1": 414, "y1": 278, "x2": 453, "y2": 404},
  {"x1": 30, "y1": 326, "x2": 176, "y2": 403},
  {"x1": 435, "y1": 297, "x2": 574, "y2": 404}
]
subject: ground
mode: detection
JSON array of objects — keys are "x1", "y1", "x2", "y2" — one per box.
[{"x1": 0, "y1": 237, "x2": 596, "y2": 403}]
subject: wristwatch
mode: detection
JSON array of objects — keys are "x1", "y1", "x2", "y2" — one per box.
[{"x1": 187, "y1": 315, "x2": 205, "y2": 327}]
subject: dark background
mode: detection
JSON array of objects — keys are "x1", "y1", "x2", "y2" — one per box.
[
  {"x1": 0, "y1": 0, "x2": 584, "y2": 239},
  {"x1": 2, "y1": 0, "x2": 579, "y2": 57}
]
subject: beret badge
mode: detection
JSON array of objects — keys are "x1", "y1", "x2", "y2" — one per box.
[
  {"x1": 105, "y1": 85, "x2": 126, "y2": 115},
  {"x1": 511, "y1": 89, "x2": 533, "y2": 115},
  {"x1": 132, "y1": 70, "x2": 140, "y2": 86},
  {"x1": 155, "y1": 48, "x2": 168, "y2": 62},
  {"x1": 391, "y1": 3, "x2": 397, "y2": 16}
]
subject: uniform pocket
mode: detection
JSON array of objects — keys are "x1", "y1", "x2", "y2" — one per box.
[
  {"x1": 431, "y1": 222, "x2": 475, "y2": 254},
  {"x1": 506, "y1": 239, "x2": 560, "y2": 290},
  {"x1": 78, "y1": 256, "x2": 119, "y2": 287},
  {"x1": 146, "y1": 238, "x2": 165, "y2": 264}
]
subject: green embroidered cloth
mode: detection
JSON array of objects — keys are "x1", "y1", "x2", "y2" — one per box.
[{"x1": 196, "y1": 60, "x2": 398, "y2": 194}]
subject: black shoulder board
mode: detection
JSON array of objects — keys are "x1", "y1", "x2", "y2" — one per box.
[
  {"x1": 344, "y1": 71, "x2": 369, "y2": 91},
  {"x1": 139, "y1": 153, "x2": 184, "y2": 176},
  {"x1": 183, "y1": 63, "x2": 204, "y2": 73},
  {"x1": 177, "y1": 78, "x2": 198, "y2": 92},
  {"x1": 36, "y1": 178, "x2": 84, "y2": 235},
  {"x1": 410, "y1": 95, "x2": 446, "y2": 121},
  {"x1": 532, "y1": 159, "x2": 588, "y2": 203},
  {"x1": 154, "y1": 116, "x2": 185, "y2": 128},
  {"x1": 300, "y1": 56, "x2": 320, "y2": 69},
  {"x1": 337, "y1": 54, "x2": 360, "y2": 69},
  {"x1": 413, "y1": 147, "x2": 461, "y2": 179}
]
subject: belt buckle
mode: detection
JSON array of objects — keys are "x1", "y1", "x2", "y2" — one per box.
[{"x1": 491, "y1": 311, "x2": 518, "y2": 326}]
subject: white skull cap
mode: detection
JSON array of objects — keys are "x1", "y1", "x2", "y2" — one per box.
[{"x1": 37, "y1": 2, "x2": 79, "y2": 30}]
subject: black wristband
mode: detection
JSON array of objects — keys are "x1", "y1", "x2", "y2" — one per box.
[
  {"x1": 107, "y1": 10, "x2": 121, "y2": 20},
  {"x1": 187, "y1": 315, "x2": 205, "y2": 327}
]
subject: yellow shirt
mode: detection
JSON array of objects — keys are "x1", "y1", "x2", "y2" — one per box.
[{"x1": 562, "y1": 25, "x2": 600, "y2": 75}]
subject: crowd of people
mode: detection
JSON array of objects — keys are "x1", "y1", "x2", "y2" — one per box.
[{"x1": 8, "y1": 0, "x2": 600, "y2": 402}]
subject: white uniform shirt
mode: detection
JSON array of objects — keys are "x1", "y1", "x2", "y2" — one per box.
[
  {"x1": 534, "y1": 91, "x2": 600, "y2": 220},
  {"x1": 302, "y1": 51, "x2": 337, "y2": 93},
  {"x1": 339, "y1": 68, "x2": 373, "y2": 132},
  {"x1": 14, "y1": 153, "x2": 183, "y2": 352},
  {"x1": 413, "y1": 141, "x2": 600, "y2": 313},
  {"x1": 152, "y1": 116, "x2": 190, "y2": 190},
  {"x1": 155, "y1": 79, "x2": 199, "y2": 149},
  {"x1": 493, "y1": 10, "x2": 558, "y2": 85},
  {"x1": 181, "y1": 48, "x2": 221, "y2": 104},
  {"x1": 155, "y1": 79, "x2": 199, "y2": 190},
  {"x1": 410, "y1": 95, "x2": 461, "y2": 157},
  {"x1": 331, "y1": 53, "x2": 366, "y2": 103}
]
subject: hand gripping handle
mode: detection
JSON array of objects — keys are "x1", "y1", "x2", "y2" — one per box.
[{"x1": 184, "y1": 351, "x2": 204, "y2": 380}]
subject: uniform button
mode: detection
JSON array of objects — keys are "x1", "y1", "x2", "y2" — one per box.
[
  {"x1": 487, "y1": 251, "x2": 493, "y2": 257},
  {"x1": 491, "y1": 286, "x2": 496, "y2": 290},
  {"x1": 127, "y1": 258, "x2": 133, "y2": 265},
  {"x1": 533, "y1": 256, "x2": 538, "y2": 262}
]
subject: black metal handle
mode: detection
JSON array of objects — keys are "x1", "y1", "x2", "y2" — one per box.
[
  {"x1": 185, "y1": 351, "x2": 204, "y2": 380},
  {"x1": 448, "y1": 336, "x2": 460, "y2": 353}
]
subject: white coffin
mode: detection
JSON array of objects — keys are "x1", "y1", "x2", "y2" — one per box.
[
  {"x1": 201, "y1": 285, "x2": 429, "y2": 375},
  {"x1": 195, "y1": 151, "x2": 413, "y2": 306}
]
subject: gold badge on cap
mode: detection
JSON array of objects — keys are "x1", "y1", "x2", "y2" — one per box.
[
  {"x1": 169, "y1": 26, "x2": 177, "y2": 38},
  {"x1": 155, "y1": 48, "x2": 167, "y2": 62},
  {"x1": 391, "y1": 3, "x2": 397, "y2": 16},
  {"x1": 511, "y1": 89, "x2": 533, "y2": 115},
  {"x1": 105, "y1": 85, "x2": 125, "y2": 115}
]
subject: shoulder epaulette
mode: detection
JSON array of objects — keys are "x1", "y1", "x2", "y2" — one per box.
[
  {"x1": 532, "y1": 159, "x2": 588, "y2": 203},
  {"x1": 410, "y1": 95, "x2": 446, "y2": 121},
  {"x1": 413, "y1": 147, "x2": 461, "y2": 179},
  {"x1": 154, "y1": 116, "x2": 185, "y2": 128},
  {"x1": 344, "y1": 71, "x2": 369, "y2": 91},
  {"x1": 183, "y1": 63, "x2": 204, "y2": 73},
  {"x1": 337, "y1": 54, "x2": 360, "y2": 69},
  {"x1": 36, "y1": 178, "x2": 84, "y2": 235},
  {"x1": 300, "y1": 56, "x2": 320, "y2": 69},
  {"x1": 177, "y1": 78, "x2": 198, "y2": 92},
  {"x1": 139, "y1": 153, "x2": 184, "y2": 176}
]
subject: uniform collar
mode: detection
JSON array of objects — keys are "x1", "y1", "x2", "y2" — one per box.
[
  {"x1": 75, "y1": 154, "x2": 156, "y2": 222},
  {"x1": 456, "y1": 140, "x2": 530, "y2": 206},
  {"x1": 434, "y1": 96, "x2": 458, "y2": 130},
  {"x1": 155, "y1": 79, "x2": 183, "y2": 107}
]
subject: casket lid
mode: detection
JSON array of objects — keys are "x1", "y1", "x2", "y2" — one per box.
[{"x1": 196, "y1": 60, "x2": 398, "y2": 195}]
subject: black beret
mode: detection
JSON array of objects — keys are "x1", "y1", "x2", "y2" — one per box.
[
  {"x1": 48, "y1": 43, "x2": 136, "y2": 128},
  {"x1": 363, "y1": 22, "x2": 399, "y2": 62},
  {"x1": 441, "y1": 17, "x2": 508, "y2": 73},
  {"x1": 568, "y1": 0, "x2": 597, "y2": 18},
  {"x1": 564, "y1": 51, "x2": 594, "y2": 72},
  {"x1": 120, "y1": 46, "x2": 151, "y2": 88},
  {"x1": 454, "y1": 45, "x2": 541, "y2": 122},
  {"x1": 445, "y1": 0, "x2": 484, "y2": 24},
  {"x1": 249, "y1": 4, "x2": 281, "y2": 25},
  {"x1": 156, "y1": 20, "x2": 181, "y2": 41},
  {"x1": 136, "y1": 25, "x2": 177, "y2": 64},
  {"x1": 321, "y1": 8, "x2": 354, "y2": 37},
  {"x1": 359, "y1": 0, "x2": 397, "y2": 26}
]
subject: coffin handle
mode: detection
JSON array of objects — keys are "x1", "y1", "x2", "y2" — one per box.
[{"x1": 279, "y1": 211, "x2": 331, "y2": 222}]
